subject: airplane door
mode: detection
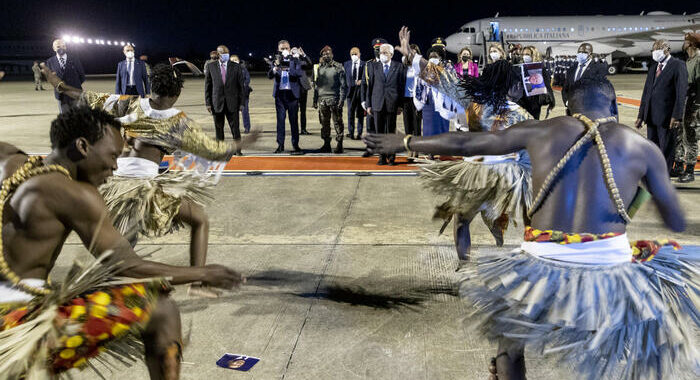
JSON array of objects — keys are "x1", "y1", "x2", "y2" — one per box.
[
  {"x1": 578, "y1": 25, "x2": 584, "y2": 37},
  {"x1": 489, "y1": 22, "x2": 500, "y2": 41}
]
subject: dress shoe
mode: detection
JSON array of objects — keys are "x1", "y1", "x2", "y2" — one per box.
[
  {"x1": 377, "y1": 157, "x2": 387, "y2": 165},
  {"x1": 274, "y1": 146, "x2": 284, "y2": 153},
  {"x1": 300, "y1": 129, "x2": 311, "y2": 135},
  {"x1": 334, "y1": 141, "x2": 344, "y2": 154},
  {"x1": 243, "y1": 130, "x2": 250, "y2": 134},
  {"x1": 678, "y1": 165, "x2": 695, "y2": 183},
  {"x1": 388, "y1": 160, "x2": 397, "y2": 166},
  {"x1": 362, "y1": 151, "x2": 372, "y2": 158},
  {"x1": 345, "y1": 133, "x2": 354, "y2": 139},
  {"x1": 291, "y1": 146, "x2": 305, "y2": 155},
  {"x1": 235, "y1": 150, "x2": 243, "y2": 156},
  {"x1": 318, "y1": 141, "x2": 332, "y2": 153}
]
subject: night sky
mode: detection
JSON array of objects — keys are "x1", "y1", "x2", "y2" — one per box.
[{"x1": 1, "y1": 0, "x2": 695, "y2": 60}]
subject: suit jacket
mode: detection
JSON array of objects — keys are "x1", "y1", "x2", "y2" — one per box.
[
  {"x1": 343, "y1": 60, "x2": 366, "y2": 94},
  {"x1": 638, "y1": 56, "x2": 689, "y2": 128},
  {"x1": 298, "y1": 55, "x2": 313, "y2": 91},
  {"x1": 205, "y1": 60, "x2": 246, "y2": 113},
  {"x1": 366, "y1": 60, "x2": 406, "y2": 113},
  {"x1": 115, "y1": 59, "x2": 150, "y2": 97},
  {"x1": 46, "y1": 54, "x2": 85, "y2": 101},
  {"x1": 361, "y1": 58, "x2": 379, "y2": 106},
  {"x1": 561, "y1": 60, "x2": 607, "y2": 106},
  {"x1": 267, "y1": 57, "x2": 304, "y2": 99}
]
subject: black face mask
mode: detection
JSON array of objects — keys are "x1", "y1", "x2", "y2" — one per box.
[
  {"x1": 373, "y1": 49, "x2": 380, "y2": 59},
  {"x1": 461, "y1": 55, "x2": 470, "y2": 62},
  {"x1": 56, "y1": 48, "x2": 66, "y2": 55}
]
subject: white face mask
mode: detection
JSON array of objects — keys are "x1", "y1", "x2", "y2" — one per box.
[
  {"x1": 576, "y1": 52, "x2": 589, "y2": 65},
  {"x1": 351, "y1": 54, "x2": 359, "y2": 63},
  {"x1": 125, "y1": 51, "x2": 135, "y2": 59},
  {"x1": 489, "y1": 52, "x2": 501, "y2": 61},
  {"x1": 379, "y1": 54, "x2": 390, "y2": 63},
  {"x1": 281, "y1": 49, "x2": 290, "y2": 57},
  {"x1": 522, "y1": 55, "x2": 532, "y2": 63},
  {"x1": 652, "y1": 49, "x2": 666, "y2": 62},
  {"x1": 428, "y1": 58, "x2": 440, "y2": 65}
]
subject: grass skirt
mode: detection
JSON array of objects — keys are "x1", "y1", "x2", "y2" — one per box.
[
  {"x1": 100, "y1": 171, "x2": 214, "y2": 238},
  {"x1": 458, "y1": 246, "x2": 700, "y2": 379},
  {"x1": 418, "y1": 158, "x2": 532, "y2": 231}
]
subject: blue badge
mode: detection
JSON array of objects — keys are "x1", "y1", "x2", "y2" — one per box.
[{"x1": 216, "y1": 353, "x2": 260, "y2": 372}]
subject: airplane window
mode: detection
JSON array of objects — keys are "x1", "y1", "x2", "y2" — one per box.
[
  {"x1": 591, "y1": 27, "x2": 595, "y2": 31},
  {"x1": 570, "y1": 28, "x2": 574, "y2": 32}
]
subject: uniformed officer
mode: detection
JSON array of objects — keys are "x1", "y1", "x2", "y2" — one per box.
[{"x1": 312, "y1": 45, "x2": 347, "y2": 153}]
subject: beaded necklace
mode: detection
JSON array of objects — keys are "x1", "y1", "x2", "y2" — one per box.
[
  {"x1": 527, "y1": 113, "x2": 630, "y2": 223},
  {"x1": 0, "y1": 156, "x2": 71, "y2": 296}
]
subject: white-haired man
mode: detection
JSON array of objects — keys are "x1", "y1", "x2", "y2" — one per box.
[
  {"x1": 365, "y1": 43, "x2": 405, "y2": 165},
  {"x1": 45, "y1": 38, "x2": 85, "y2": 113}
]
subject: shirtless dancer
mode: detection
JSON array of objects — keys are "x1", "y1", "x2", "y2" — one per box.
[
  {"x1": 0, "y1": 107, "x2": 243, "y2": 379},
  {"x1": 366, "y1": 75, "x2": 698, "y2": 379}
]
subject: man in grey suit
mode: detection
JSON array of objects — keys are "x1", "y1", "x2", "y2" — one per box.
[
  {"x1": 205, "y1": 45, "x2": 246, "y2": 155},
  {"x1": 635, "y1": 39, "x2": 689, "y2": 174}
]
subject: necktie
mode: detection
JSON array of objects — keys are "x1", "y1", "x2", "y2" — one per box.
[
  {"x1": 655, "y1": 63, "x2": 663, "y2": 79},
  {"x1": 127, "y1": 60, "x2": 133, "y2": 85},
  {"x1": 352, "y1": 64, "x2": 358, "y2": 82},
  {"x1": 575, "y1": 64, "x2": 583, "y2": 81},
  {"x1": 59, "y1": 56, "x2": 65, "y2": 69},
  {"x1": 383, "y1": 64, "x2": 389, "y2": 76},
  {"x1": 221, "y1": 62, "x2": 227, "y2": 84}
]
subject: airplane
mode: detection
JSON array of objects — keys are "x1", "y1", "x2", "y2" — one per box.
[{"x1": 444, "y1": 11, "x2": 699, "y2": 74}]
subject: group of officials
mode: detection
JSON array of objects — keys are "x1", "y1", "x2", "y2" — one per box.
[{"x1": 36, "y1": 33, "x2": 700, "y2": 175}]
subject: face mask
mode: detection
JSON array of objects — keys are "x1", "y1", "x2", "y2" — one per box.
[
  {"x1": 489, "y1": 52, "x2": 501, "y2": 61},
  {"x1": 219, "y1": 53, "x2": 230, "y2": 62},
  {"x1": 125, "y1": 51, "x2": 135, "y2": 59},
  {"x1": 652, "y1": 49, "x2": 666, "y2": 62},
  {"x1": 56, "y1": 48, "x2": 66, "y2": 55},
  {"x1": 323, "y1": 55, "x2": 332, "y2": 62},
  {"x1": 281, "y1": 50, "x2": 290, "y2": 57},
  {"x1": 461, "y1": 55, "x2": 470, "y2": 62},
  {"x1": 428, "y1": 58, "x2": 440, "y2": 65},
  {"x1": 379, "y1": 54, "x2": 390, "y2": 63},
  {"x1": 351, "y1": 55, "x2": 359, "y2": 63},
  {"x1": 522, "y1": 55, "x2": 532, "y2": 63},
  {"x1": 576, "y1": 52, "x2": 589, "y2": 64}
]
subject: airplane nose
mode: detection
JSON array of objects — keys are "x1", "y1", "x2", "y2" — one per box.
[{"x1": 445, "y1": 34, "x2": 463, "y2": 53}]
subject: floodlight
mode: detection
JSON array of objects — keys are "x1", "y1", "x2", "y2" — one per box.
[
  {"x1": 120, "y1": 41, "x2": 125, "y2": 46},
  {"x1": 72, "y1": 36, "x2": 80, "y2": 43},
  {"x1": 62, "y1": 35, "x2": 71, "y2": 41},
  {"x1": 107, "y1": 41, "x2": 112, "y2": 45}
]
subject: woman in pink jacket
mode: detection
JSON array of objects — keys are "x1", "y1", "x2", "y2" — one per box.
[{"x1": 454, "y1": 47, "x2": 479, "y2": 78}]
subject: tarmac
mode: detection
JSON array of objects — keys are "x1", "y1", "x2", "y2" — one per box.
[{"x1": 0, "y1": 74, "x2": 698, "y2": 379}]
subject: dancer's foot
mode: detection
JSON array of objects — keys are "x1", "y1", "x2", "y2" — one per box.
[{"x1": 489, "y1": 357, "x2": 498, "y2": 380}]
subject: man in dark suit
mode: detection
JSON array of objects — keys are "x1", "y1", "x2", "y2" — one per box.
[
  {"x1": 294, "y1": 47, "x2": 313, "y2": 135},
  {"x1": 561, "y1": 43, "x2": 607, "y2": 113},
  {"x1": 344, "y1": 47, "x2": 365, "y2": 140},
  {"x1": 268, "y1": 40, "x2": 304, "y2": 154},
  {"x1": 45, "y1": 39, "x2": 85, "y2": 113},
  {"x1": 115, "y1": 44, "x2": 150, "y2": 97},
  {"x1": 361, "y1": 38, "x2": 387, "y2": 157},
  {"x1": 205, "y1": 45, "x2": 246, "y2": 155},
  {"x1": 635, "y1": 39, "x2": 689, "y2": 173},
  {"x1": 366, "y1": 43, "x2": 405, "y2": 165},
  {"x1": 232, "y1": 55, "x2": 252, "y2": 134}
]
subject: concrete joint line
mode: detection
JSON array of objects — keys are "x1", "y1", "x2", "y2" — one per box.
[{"x1": 281, "y1": 177, "x2": 362, "y2": 379}]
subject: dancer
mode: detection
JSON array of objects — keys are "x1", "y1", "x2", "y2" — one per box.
[
  {"x1": 366, "y1": 76, "x2": 698, "y2": 380},
  {"x1": 42, "y1": 63, "x2": 246, "y2": 297},
  {"x1": 395, "y1": 27, "x2": 533, "y2": 261},
  {"x1": 0, "y1": 107, "x2": 243, "y2": 379}
]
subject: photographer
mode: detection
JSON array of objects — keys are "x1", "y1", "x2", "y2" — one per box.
[{"x1": 267, "y1": 40, "x2": 305, "y2": 154}]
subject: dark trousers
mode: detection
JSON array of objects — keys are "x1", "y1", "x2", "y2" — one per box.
[
  {"x1": 347, "y1": 86, "x2": 364, "y2": 136},
  {"x1": 57, "y1": 97, "x2": 78, "y2": 114},
  {"x1": 241, "y1": 96, "x2": 251, "y2": 132},
  {"x1": 124, "y1": 85, "x2": 139, "y2": 96},
  {"x1": 375, "y1": 109, "x2": 397, "y2": 162},
  {"x1": 213, "y1": 101, "x2": 241, "y2": 141},
  {"x1": 299, "y1": 88, "x2": 308, "y2": 131},
  {"x1": 275, "y1": 90, "x2": 300, "y2": 148},
  {"x1": 402, "y1": 97, "x2": 422, "y2": 136},
  {"x1": 647, "y1": 123, "x2": 677, "y2": 172}
]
